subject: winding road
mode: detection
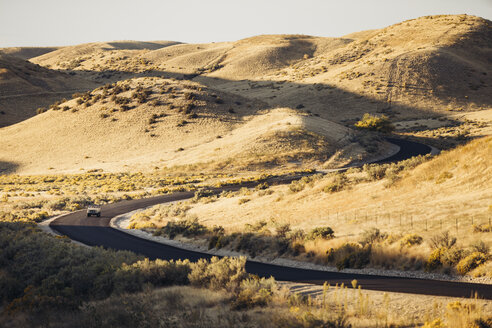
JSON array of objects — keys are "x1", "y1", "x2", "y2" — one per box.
[{"x1": 50, "y1": 138, "x2": 492, "y2": 300}]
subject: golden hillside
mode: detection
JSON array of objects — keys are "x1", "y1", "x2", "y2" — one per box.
[
  {"x1": 179, "y1": 135, "x2": 491, "y2": 233},
  {"x1": 139, "y1": 136, "x2": 491, "y2": 276},
  {"x1": 0, "y1": 46, "x2": 60, "y2": 60},
  {"x1": 0, "y1": 54, "x2": 97, "y2": 127},
  {"x1": 26, "y1": 15, "x2": 491, "y2": 123},
  {"x1": 0, "y1": 77, "x2": 369, "y2": 174},
  {"x1": 1, "y1": 15, "x2": 491, "y2": 174}
]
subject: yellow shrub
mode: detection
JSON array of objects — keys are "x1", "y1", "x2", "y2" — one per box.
[{"x1": 456, "y1": 252, "x2": 488, "y2": 275}]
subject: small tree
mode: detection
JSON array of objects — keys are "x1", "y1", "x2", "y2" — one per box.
[{"x1": 355, "y1": 113, "x2": 394, "y2": 133}]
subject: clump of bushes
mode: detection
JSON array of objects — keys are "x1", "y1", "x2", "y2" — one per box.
[
  {"x1": 323, "y1": 173, "x2": 348, "y2": 193},
  {"x1": 399, "y1": 234, "x2": 423, "y2": 248},
  {"x1": 354, "y1": 113, "x2": 394, "y2": 133},
  {"x1": 423, "y1": 231, "x2": 482, "y2": 273},
  {"x1": 429, "y1": 230, "x2": 456, "y2": 249},
  {"x1": 363, "y1": 154, "x2": 429, "y2": 182},
  {"x1": 188, "y1": 256, "x2": 248, "y2": 292},
  {"x1": 306, "y1": 227, "x2": 334, "y2": 240},
  {"x1": 132, "y1": 87, "x2": 152, "y2": 103},
  {"x1": 360, "y1": 228, "x2": 387, "y2": 246},
  {"x1": 473, "y1": 224, "x2": 492, "y2": 233},
  {"x1": 326, "y1": 243, "x2": 372, "y2": 270},
  {"x1": 154, "y1": 218, "x2": 207, "y2": 239},
  {"x1": 456, "y1": 252, "x2": 488, "y2": 275},
  {"x1": 289, "y1": 175, "x2": 319, "y2": 193},
  {"x1": 0, "y1": 222, "x2": 255, "y2": 314},
  {"x1": 231, "y1": 277, "x2": 276, "y2": 310}
]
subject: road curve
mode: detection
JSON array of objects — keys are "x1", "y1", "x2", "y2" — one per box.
[{"x1": 50, "y1": 138, "x2": 492, "y2": 300}]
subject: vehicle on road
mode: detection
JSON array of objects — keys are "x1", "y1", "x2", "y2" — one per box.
[{"x1": 87, "y1": 204, "x2": 101, "y2": 217}]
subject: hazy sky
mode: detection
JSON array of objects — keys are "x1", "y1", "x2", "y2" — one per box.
[{"x1": 1, "y1": 0, "x2": 491, "y2": 47}]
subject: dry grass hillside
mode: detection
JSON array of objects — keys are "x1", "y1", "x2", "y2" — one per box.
[
  {"x1": 2, "y1": 14, "x2": 491, "y2": 174},
  {"x1": 183, "y1": 135, "x2": 492, "y2": 234},
  {"x1": 0, "y1": 54, "x2": 97, "y2": 127},
  {"x1": 0, "y1": 46, "x2": 60, "y2": 60},
  {"x1": 0, "y1": 76, "x2": 370, "y2": 174},
  {"x1": 271, "y1": 15, "x2": 492, "y2": 117},
  {"x1": 26, "y1": 15, "x2": 491, "y2": 124},
  {"x1": 128, "y1": 136, "x2": 491, "y2": 276},
  {"x1": 31, "y1": 40, "x2": 180, "y2": 69}
]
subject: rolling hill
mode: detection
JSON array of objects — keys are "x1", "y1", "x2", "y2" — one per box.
[
  {"x1": 1, "y1": 14, "x2": 491, "y2": 174},
  {"x1": 0, "y1": 54, "x2": 97, "y2": 127},
  {"x1": 0, "y1": 77, "x2": 371, "y2": 174},
  {"x1": 26, "y1": 15, "x2": 491, "y2": 123}
]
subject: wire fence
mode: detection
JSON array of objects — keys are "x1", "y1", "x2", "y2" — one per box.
[{"x1": 325, "y1": 209, "x2": 492, "y2": 234}]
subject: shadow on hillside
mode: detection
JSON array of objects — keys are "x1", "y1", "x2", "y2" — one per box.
[
  {"x1": 0, "y1": 161, "x2": 19, "y2": 174},
  {"x1": 57, "y1": 68, "x2": 444, "y2": 122},
  {"x1": 31, "y1": 62, "x2": 489, "y2": 153}
]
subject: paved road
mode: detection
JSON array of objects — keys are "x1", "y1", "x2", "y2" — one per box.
[{"x1": 50, "y1": 138, "x2": 492, "y2": 299}]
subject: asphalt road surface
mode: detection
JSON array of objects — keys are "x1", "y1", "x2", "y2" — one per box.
[{"x1": 50, "y1": 138, "x2": 492, "y2": 300}]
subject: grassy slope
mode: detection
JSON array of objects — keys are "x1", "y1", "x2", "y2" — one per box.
[
  {"x1": 0, "y1": 54, "x2": 97, "y2": 127},
  {"x1": 1, "y1": 15, "x2": 491, "y2": 174},
  {"x1": 28, "y1": 15, "x2": 492, "y2": 122},
  {"x1": 150, "y1": 136, "x2": 491, "y2": 274},
  {"x1": 0, "y1": 76, "x2": 365, "y2": 174}
]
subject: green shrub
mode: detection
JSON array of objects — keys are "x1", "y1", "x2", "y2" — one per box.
[
  {"x1": 399, "y1": 234, "x2": 423, "y2": 248},
  {"x1": 0, "y1": 222, "x2": 253, "y2": 314},
  {"x1": 456, "y1": 252, "x2": 488, "y2": 275},
  {"x1": 188, "y1": 256, "x2": 248, "y2": 292},
  {"x1": 355, "y1": 113, "x2": 394, "y2": 133},
  {"x1": 473, "y1": 224, "x2": 492, "y2": 233},
  {"x1": 193, "y1": 188, "x2": 214, "y2": 201},
  {"x1": 363, "y1": 164, "x2": 388, "y2": 180},
  {"x1": 424, "y1": 246, "x2": 465, "y2": 272},
  {"x1": 307, "y1": 227, "x2": 334, "y2": 240},
  {"x1": 289, "y1": 182, "x2": 304, "y2": 192},
  {"x1": 330, "y1": 243, "x2": 372, "y2": 270},
  {"x1": 323, "y1": 174, "x2": 347, "y2": 193},
  {"x1": 0, "y1": 222, "x2": 141, "y2": 312},
  {"x1": 425, "y1": 247, "x2": 446, "y2": 271},
  {"x1": 208, "y1": 235, "x2": 222, "y2": 249},
  {"x1": 231, "y1": 277, "x2": 276, "y2": 310},
  {"x1": 157, "y1": 218, "x2": 208, "y2": 239},
  {"x1": 255, "y1": 182, "x2": 269, "y2": 191},
  {"x1": 36, "y1": 107, "x2": 46, "y2": 114}
]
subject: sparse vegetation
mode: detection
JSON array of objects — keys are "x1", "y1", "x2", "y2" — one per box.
[
  {"x1": 2, "y1": 14, "x2": 492, "y2": 326},
  {"x1": 355, "y1": 113, "x2": 394, "y2": 133}
]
